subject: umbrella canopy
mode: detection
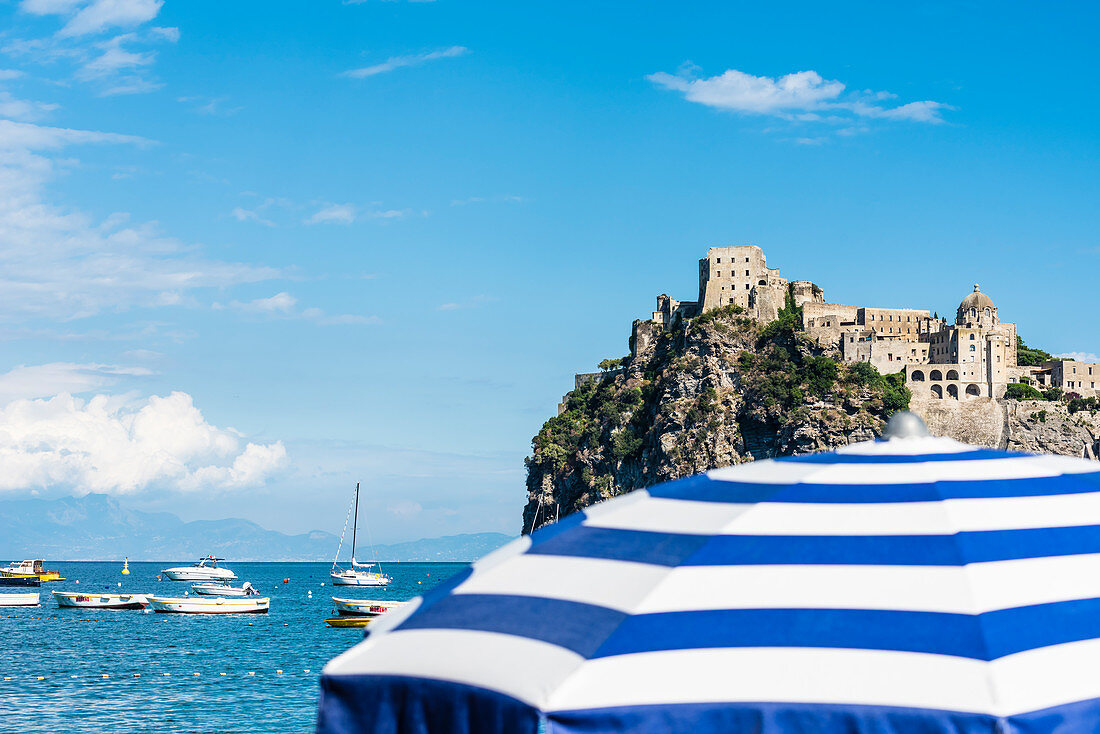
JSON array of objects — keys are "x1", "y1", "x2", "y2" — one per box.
[{"x1": 317, "y1": 427, "x2": 1100, "y2": 734}]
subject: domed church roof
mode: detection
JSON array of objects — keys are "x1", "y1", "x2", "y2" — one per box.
[{"x1": 959, "y1": 284, "x2": 995, "y2": 312}]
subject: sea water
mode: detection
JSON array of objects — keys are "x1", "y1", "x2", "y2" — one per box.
[{"x1": 0, "y1": 561, "x2": 467, "y2": 733}]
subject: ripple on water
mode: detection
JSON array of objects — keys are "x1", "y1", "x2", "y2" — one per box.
[{"x1": 0, "y1": 561, "x2": 466, "y2": 733}]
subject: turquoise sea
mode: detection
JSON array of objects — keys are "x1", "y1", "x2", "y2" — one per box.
[{"x1": 0, "y1": 561, "x2": 467, "y2": 733}]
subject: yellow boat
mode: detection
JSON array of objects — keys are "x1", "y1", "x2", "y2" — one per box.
[
  {"x1": 326, "y1": 616, "x2": 371, "y2": 628},
  {"x1": 0, "y1": 560, "x2": 64, "y2": 582}
]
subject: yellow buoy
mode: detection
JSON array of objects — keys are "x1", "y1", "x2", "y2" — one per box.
[{"x1": 122, "y1": 558, "x2": 130, "y2": 576}]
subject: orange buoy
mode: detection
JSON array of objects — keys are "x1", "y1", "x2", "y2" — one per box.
[{"x1": 283, "y1": 578, "x2": 289, "y2": 584}]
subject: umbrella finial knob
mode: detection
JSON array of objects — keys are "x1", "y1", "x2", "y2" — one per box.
[{"x1": 883, "y1": 411, "x2": 930, "y2": 439}]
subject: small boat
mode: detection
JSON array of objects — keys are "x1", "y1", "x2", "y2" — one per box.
[
  {"x1": 326, "y1": 616, "x2": 370, "y2": 628},
  {"x1": 0, "y1": 593, "x2": 39, "y2": 607},
  {"x1": 146, "y1": 595, "x2": 269, "y2": 614},
  {"x1": 161, "y1": 556, "x2": 237, "y2": 582},
  {"x1": 331, "y1": 597, "x2": 407, "y2": 617},
  {"x1": 0, "y1": 576, "x2": 39, "y2": 587},
  {"x1": 191, "y1": 581, "x2": 256, "y2": 597},
  {"x1": 53, "y1": 591, "x2": 148, "y2": 609},
  {"x1": 330, "y1": 483, "x2": 391, "y2": 587},
  {"x1": 1, "y1": 559, "x2": 64, "y2": 582}
]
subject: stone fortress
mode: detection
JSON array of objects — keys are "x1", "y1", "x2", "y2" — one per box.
[{"x1": 633, "y1": 245, "x2": 1100, "y2": 401}]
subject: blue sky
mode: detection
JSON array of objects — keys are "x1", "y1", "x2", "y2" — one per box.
[{"x1": 0, "y1": 0, "x2": 1097, "y2": 543}]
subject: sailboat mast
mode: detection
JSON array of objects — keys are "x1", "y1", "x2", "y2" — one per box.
[{"x1": 351, "y1": 482, "x2": 359, "y2": 562}]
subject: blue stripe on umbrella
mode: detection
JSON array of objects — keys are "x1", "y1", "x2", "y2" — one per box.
[
  {"x1": 650, "y1": 474, "x2": 1100, "y2": 504},
  {"x1": 527, "y1": 526, "x2": 712, "y2": 567},
  {"x1": 531, "y1": 525, "x2": 1100, "y2": 567},
  {"x1": 776, "y1": 449, "x2": 1023, "y2": 464},
  {"x1": 593, "y1": 598, "x2": 1100, "y2": 661},
  {"x1": 545, "y1": 700, "x2": 1006, "y2": 734},
  {"x1": 395, "y1": 594, "x2": 627, "y2": 658}
]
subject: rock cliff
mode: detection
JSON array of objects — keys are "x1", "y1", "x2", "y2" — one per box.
[
  {"x1": 522, "y1": 308, "x2": 1100, "y2": 533},
  {"x1": 521, "y1": 306, "x2": 909, "y2": 533}
]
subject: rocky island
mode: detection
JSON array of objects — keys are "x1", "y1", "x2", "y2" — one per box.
[{"x1": 522, "y1": 245, "x2": 1100, "y2": 533}]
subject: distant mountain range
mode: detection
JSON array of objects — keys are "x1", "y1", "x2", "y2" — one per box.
[{"x1": 0, "y1": 494, "x2": 514, "y2": 562}]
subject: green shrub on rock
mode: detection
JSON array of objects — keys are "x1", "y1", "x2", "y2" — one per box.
[{"x1": 1004, "y1": 383, "x2": 1044, "y2": 401}]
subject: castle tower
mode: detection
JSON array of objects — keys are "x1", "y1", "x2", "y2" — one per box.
[{"x1": 956, "y1": 284, "x2": 998, "y2": 328}]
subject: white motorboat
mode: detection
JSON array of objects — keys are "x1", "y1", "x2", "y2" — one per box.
[
  {"x1": 191, "y1": 581, "x2": 256, "y2": 597},
  {"x1": 0, "y1": 592, "x2": 39, "y2": 607},
  {"x1": 331, "y1": 597, "x2": 407, "y2": 617},
  {"x1": 146, "y1": 595, "x2": 269, "y2": 614},
  {"x1": 330, "y1": 482, "x2": 391, "y2": 587},
  {"x1": 53, "y1": 591, "x2": 148, "y2": 609},
  {"x1": 161, "y1": 556, "x2": 237, "y2": 582}
]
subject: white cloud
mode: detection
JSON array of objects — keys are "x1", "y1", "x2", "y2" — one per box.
[
  {"x1": 231, "y1": 206, "x2": 274, "y2": 227},
  {"x1": 148, "y1": 26, "x2": 178, "y2": 42},
  {"x1": 0, "y1": 391, "x2": 287, "y2": 494},
  {"x1": 436, "y1": 294, "x2": 494, "y2": 312},
  {"x1": 0, "y1": 118, "x2": 149, "y2": 150},
  {"x1": 0, "y1": 362, "x2": 152, "y2": 403},
  {"x1": 0, "y1": 92, "x2": 60, "y2": 122},
  {"x1": 301, "y1": 308, "x2": 381, "y2": 326},
  {"x1": 0, "y1": 70, "x2": 25, "y2": 81},
  {"x1": 178, "y1": 95, "x2": 242, "y2": 116},
  {"x1": 647, "y1": 66, "x2": 951, "y2": 130},
  {"x1": 59, "y1": 0, "x2": 164, "y2": 38},
  {"x1": 225, "y1": 294, "x2": 380, "y2": 326},
  {"x1": 0, "y1": 120, "x2": 280, "y2": 321},
  {"x1": 305, "y1": 203, "x2": 357, "y2": 225},
  {"x1": 77, "y1": 37, "x2": 155, "y2": 80},
  {"x1": 343, "y1": 45, "x2": 468, "y2": 79},
  {"x1": 451, "y1": 194, "x2": 525, "y2": 206},
  {"x1": 233, "y1": 292, "x2": 298, "y2": 314},
  {"x1": 20, "y1": 0, "x2": 84, "y2": 14},
  {"x1": 1055, "y1": 352, "x2": 1100, "y2": 363},
  {"x1": 9, "y1": 10, "x2": 175, "y2": 95}
]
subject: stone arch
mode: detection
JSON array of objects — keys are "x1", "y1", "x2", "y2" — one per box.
[
  {"x1": 930, "y1": 369, "x2": 943, "y2": 381},
  {"x1": 947, "y1": 384, "x2": 959, "y2": 400},
  {"x1": 911, "y1": 370, "x2": 925, "y2": 382},
  {"x1": 966, "y1": 384, "x2": 981, "y2": 398},
  {"x1": 931, "y1": 384, "x2": 943, "y2": 399},
  {"x1": 946, "y1": 370, "x2": 959, "y2": 381},
  {"x1": 758, "y1": 279, "x2": 767, "y2": 286}
]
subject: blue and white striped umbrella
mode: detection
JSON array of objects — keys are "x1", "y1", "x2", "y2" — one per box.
[{"x1": 317, "y1": 424, "x2": 1100, "y2": 734}]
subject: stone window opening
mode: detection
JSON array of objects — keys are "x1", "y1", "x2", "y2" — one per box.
[{"x1": 716, "y1": 258, "x2": 721, "y2": 263}]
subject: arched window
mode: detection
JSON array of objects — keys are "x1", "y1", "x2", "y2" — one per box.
[
  {"x1": 930, "y1": 370, "x2": 943, "y2": 381},
  {"x1": 970, "y1": 334, "x2": 975, "y2": 340},
  {"x1": 946, "y1": 370, "x2": 959, "y2": 381},
  {"x1": 966, "y1": 384, "x2": 981, "y2": 398},
  {"x1": 947, "y1": 384, "x2": 959, "y2": 400},
  {"x1": 758, "y1": 279, "x2": 767, "y2": 286},
  {"x1": 984, "y1": 308, "x2": 991, "y2": 320},
  {"x1": 931, "y1": 384, "x2": 943, "y2": 399},
  {"x1": 911, "y1": 370, "x2": 925, "y2": 382}
]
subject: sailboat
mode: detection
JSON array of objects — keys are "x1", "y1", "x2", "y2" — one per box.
[{"x1": 330, "y1": 482, "x2": 391, "y2": 587}]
